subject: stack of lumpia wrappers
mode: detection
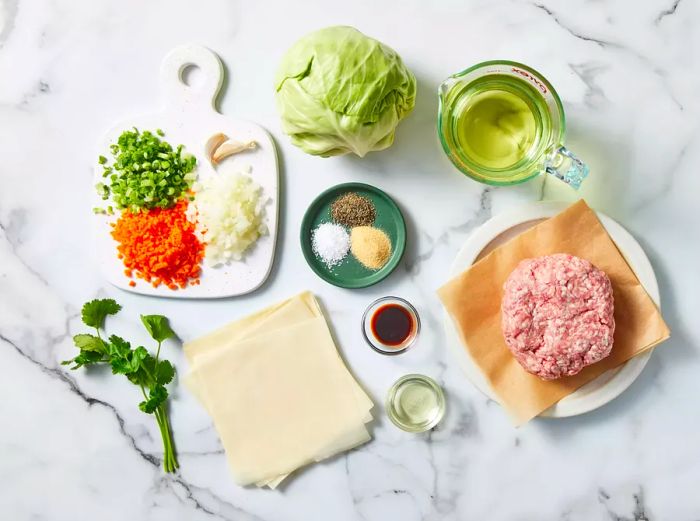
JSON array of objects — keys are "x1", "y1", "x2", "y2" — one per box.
[{"x1": 184, "y1": 292, "x2": 373, "y2": 488}]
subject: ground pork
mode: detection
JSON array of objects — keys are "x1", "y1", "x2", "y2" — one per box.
[{"x1": 501, "y1": 253, "x2": 615, "y2": 380}]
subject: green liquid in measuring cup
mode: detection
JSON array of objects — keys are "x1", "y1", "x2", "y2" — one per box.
[
  {"x1": 442, "y1": 74, "x2": 554, "y2": 181},
  {"x1": 456, "y1": 89, "x2": 538, "y2": 169}
]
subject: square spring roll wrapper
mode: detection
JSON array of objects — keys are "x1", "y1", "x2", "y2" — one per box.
[
  {"x1": 437, "y1": 200, "x2": 670, "y2": 425},
  {"x1": 184, "y1": 292, "x2": 373, "y2": 487}
]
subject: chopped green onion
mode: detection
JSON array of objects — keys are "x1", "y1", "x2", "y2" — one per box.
[{"x1": 96, "y1": 128, "x2": 197, "y2": 212}]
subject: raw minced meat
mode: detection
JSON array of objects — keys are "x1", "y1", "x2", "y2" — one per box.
[{"x1": 501, "y1": 253, "x2": 615, "y2": 380}]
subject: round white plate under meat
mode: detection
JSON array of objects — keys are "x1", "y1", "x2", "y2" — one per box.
[{"x1": 442, "y1": 201, "x2": 660, "y2": 419}]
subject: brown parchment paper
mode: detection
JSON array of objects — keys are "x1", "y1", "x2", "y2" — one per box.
[{"x1": 438, "y1": 200, "x2": 670, "y2": 425}]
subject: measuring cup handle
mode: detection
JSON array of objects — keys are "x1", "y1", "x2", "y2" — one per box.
[{"x1": 544, "y1": 145, "x2": 589, "y2": 189}]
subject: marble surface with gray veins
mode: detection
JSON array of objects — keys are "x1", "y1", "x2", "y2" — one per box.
[{"x1": 0, "y1": 0, "x2": 698, "y2": 520}]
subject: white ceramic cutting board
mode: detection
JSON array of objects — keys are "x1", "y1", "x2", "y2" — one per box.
[{"x1": 93, "y1": 45, "x2": 279, "y2": 298}]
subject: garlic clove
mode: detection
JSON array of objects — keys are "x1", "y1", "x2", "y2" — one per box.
[
  {"x1": 211, "y1": 139, "x2": 257, "y2": 164},
  {"x1": 205, "y1": 133, "x2": 228, "y2": 163}
]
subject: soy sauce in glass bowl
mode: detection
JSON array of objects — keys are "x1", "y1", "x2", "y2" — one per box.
[{"x1": 362, "y1": 297, "x2": 420, "y2": 355}]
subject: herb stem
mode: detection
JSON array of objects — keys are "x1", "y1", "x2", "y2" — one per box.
[
  {"x1": 155, "y1": 413, "x2": 171, "y2": 471},
  {"x1": 156, "y1": 404, "x2": 178, "y2": 472}
]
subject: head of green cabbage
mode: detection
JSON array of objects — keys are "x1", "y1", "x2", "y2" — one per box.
[{"x1": 275, "y1": 26, "x2": 417, "y2": 158}]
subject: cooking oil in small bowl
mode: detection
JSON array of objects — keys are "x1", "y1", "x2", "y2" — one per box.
[{"x1": 385, "y1": 374, "x2": 445, "y2": 433}]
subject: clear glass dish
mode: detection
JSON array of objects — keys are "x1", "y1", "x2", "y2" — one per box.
[
  {"x1": 385, "y1": 374, "x2": 446, "y2": 432},
  {"x1": 361, "y1": 296, "x2": 420, "y2": 355}
]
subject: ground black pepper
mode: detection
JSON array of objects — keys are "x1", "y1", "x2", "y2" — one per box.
[{"x1": 331, "y1": 192, "x2": 376, "y2": 227}]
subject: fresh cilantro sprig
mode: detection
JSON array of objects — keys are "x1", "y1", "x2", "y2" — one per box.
[{"x1": 62, "y1": 299, "x2": 179, "y2": 473}]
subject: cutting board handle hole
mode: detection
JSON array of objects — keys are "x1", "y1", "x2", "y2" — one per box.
[
  {"x1": 160, "y1": 45, "x2": 224, "y2": 111},
  {"x1": 180, "y1": 64, "x2": 204, "y2": 88}
]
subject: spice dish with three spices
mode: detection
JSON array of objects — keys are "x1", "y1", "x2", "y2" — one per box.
[
  {"x1": 312, "y1": 191, "x2": 391, "y2": 270},
  {"x1": 300, "y1": 182, "x2": 406, "y2": 288}
]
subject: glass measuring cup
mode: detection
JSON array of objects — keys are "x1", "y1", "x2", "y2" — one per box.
[{"x1": 438, "y1": 60, "x2": 588, "y2": 188}]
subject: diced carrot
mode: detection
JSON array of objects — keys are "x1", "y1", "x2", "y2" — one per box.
[{"x1": 111, "y1": 199, "x2": 204, "y2": 290}]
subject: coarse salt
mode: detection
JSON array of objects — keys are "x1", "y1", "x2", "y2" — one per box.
[{"x1": 312, "y1": 222, "x2": 350, "y2": 268}]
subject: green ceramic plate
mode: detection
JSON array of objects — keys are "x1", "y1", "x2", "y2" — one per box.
[{"x1": 301, "y1": 182, "x2": 406, "y2": 289}]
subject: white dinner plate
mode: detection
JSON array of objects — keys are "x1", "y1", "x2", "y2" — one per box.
[{"x1": 442, "y1": 201, "x2": 660, "y2": 418}]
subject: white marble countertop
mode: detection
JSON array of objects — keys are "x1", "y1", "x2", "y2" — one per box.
[{"x1": 1, "y1": 0, "x2": 698, "y2": 519}]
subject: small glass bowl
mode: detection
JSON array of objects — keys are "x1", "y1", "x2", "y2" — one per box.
[
  {"x1": 361, "y1": 296, "x2": 420, "y2": 355},
  {"x1": 386, "y1": 374, "x2": 446, "y2": 432}
]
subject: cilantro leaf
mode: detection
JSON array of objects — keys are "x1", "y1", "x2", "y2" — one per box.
[
  {"x1": 126, "y1": 369, "x2": 148, "y2": 387},
  {"x1": 62, "y1": 350, "x2": 104, "y2": 369},
  {"x1": 127, "y1": 354, "x2": 155, "y2": 386},
  {"x1": 109, "y1": 357, "x2": 130, "y2": 375},
  {"x1": 110, "y1": 346, "x2": 148, "y2": 375},
  {"x1": 81, "y1": 299, "x2": 121, "y2": 329},
  {"x1": 140, "y1": 315, "x2": 175, "y2": 343},
  {"x1": 107, "y1": 335, "x2": 132, "y2": 358},
  {"x1": 73, "y1": 334, "x2": 107, "y2": 353},
  {"x1": 155, "y1": 360, "x2": 175, "y2": 385},
  {"x1": 141, "y1": 353, "x2": 156, "y2": 377},
  {"x1": 139, "y1": 385, "x2": 168, "y2": 414}
]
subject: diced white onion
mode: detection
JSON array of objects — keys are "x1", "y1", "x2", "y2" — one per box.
[{"x1": 186, "y1": 169, "x2": 268, "y2": 266}]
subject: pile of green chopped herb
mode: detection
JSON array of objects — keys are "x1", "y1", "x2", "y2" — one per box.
[
  {"x1": 96, "y1": 128, "x2": 197, "y2": 213},
  {"x1": 62, "y1": 299, "x2": 180, "y2": 473}
]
